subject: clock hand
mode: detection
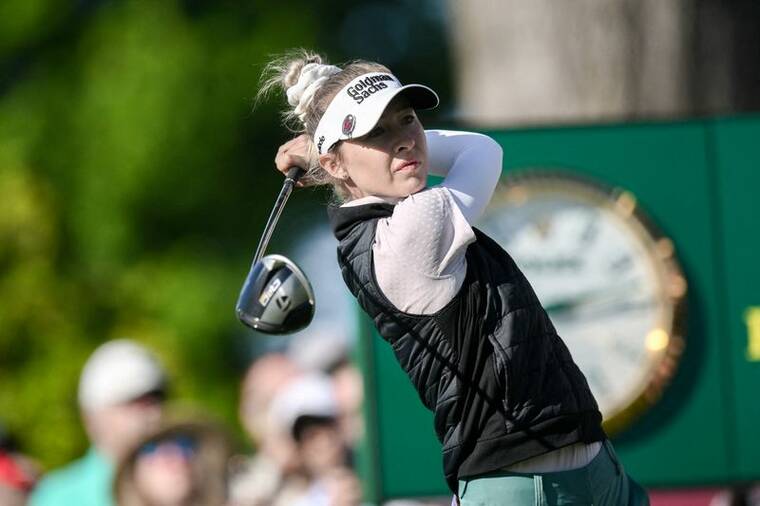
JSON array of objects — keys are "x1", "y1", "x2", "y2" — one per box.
[
  {"x1": 576, "y1": 297, "x2": 657, "y2": 320},
  {"x1": 543, "y1": 279, "x2": 642, "y2": 317},
  {"x1": 543, "y1": 299, "x2": 580, "y2": 316}
]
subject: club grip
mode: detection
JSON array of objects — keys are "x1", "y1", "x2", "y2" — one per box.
[{"x1": 286, "y1": 166, "x2": 305, "y2": 183}]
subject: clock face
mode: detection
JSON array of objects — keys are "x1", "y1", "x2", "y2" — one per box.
[{"x1": 478, "y1": 173, "x2": 686, "y2": 434}]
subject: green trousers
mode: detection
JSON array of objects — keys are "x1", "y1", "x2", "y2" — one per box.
[{"x1": 458, "y1": 441, "x2": 649, "y2": 506}]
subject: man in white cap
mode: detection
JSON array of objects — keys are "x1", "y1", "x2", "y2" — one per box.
[
  {"x1": 30, "y1": 339, "x2": 168, "y2": 506},
  {"x1": 270, "y1": 373, "x2": 362, "y2": 506},
  {"x1": 230, "y1": 353, "x2": 304, "y2": 506}
]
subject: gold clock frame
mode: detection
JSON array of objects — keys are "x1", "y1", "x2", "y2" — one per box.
[{"x1": 486, "y1": 171, "x2": 688, "y2": 435}]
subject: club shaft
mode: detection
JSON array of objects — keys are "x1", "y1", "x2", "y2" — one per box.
[{"x1": 252, "y1": 167, "x2": 304, "y2": 265}]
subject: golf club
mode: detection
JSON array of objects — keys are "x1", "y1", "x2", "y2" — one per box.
[{"x1": 236, "y1": 167, "x2": 315, "y2": 334}]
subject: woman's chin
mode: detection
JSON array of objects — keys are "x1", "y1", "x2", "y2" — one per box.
[{"x1": 408, "y1": 178, "x2": 427, "y2": 195}]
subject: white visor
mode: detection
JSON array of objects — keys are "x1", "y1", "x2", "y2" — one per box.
[{"x1": 313, "y1": 72, "x2": 439, "y2": 155}]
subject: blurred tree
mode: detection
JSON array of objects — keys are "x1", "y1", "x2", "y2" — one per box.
[
  {"x1": 447, "y1": 0, "x2": 760, "y2": 125},
  {"x1": 448, "y1": 0, "x2": 693, "y2": 124},
  {"x1": 0, "y1": 0, "x2": 73, "y2": 60},
  {"x1": 693, "y1": 0, "x2": 760, "y2": 113},
  {"x1": 0, "y1": 0, "x2": 453, "y2": 468},
  {"x1": 0, "y1": 0, "x2": 321, "y2": 467}
]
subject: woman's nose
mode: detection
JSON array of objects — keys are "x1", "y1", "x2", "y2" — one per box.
[{"x1": 395, "y1": 133, "x2": 415, "y2": 153}]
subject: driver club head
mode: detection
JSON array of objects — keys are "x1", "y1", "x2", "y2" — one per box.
[{"x1": 236, "y1": 254, "x2": 315, "y2": 335}]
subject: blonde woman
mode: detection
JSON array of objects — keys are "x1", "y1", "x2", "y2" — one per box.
[{"x1": 260, "y1": 50, "x2": 649, "y2": 506}]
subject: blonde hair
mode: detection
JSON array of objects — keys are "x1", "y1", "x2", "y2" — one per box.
[{"x1": 258, "y1": 49, "x2": 390, "y2": 200}]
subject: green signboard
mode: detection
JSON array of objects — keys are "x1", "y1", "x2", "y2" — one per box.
[{"x1": 355, "y1": 116, "x2": 760, "y2": 501}]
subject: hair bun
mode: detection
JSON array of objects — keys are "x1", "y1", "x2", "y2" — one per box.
[
  {"x1": 286, "y1": 63, "x2": 341, "y2": 123},
  {"x1": 282, "y1": 55, "x2": 321, "y2": 89}
]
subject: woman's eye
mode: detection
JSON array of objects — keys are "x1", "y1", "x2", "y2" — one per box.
[{"x1": 403, "y1": 114, "x2": 416, "y2": 124}]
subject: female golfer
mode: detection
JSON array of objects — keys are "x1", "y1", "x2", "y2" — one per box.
[{"x1": 262, "y1": 50, "x2": 648, "y2": 505}]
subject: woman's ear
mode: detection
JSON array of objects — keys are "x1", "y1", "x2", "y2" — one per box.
[{"x1": 319, "y1": 153, "x2": 348, "y2": 180}]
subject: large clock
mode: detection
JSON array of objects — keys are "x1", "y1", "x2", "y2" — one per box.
[{"x1": 478, "y1": 171, "x2": 687, "y2": 435}]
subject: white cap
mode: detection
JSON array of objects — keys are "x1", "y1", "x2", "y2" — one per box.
[
  {"x1": 78, "y1": 339, "x2": 167, "y2": 411},
  {"x1": 313, "y1": 72, "x2": 438, "y2": 155},
  {"x1": 269, "y1": 373, "x2": 338, "y2": 433},
  {"x1": 287, "y1": 329, "x2": 349, "y2": 372}
]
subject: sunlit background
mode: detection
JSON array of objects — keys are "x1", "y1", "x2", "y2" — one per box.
[{"x1": 1, "y1": 1, "x2": 758, "y2": 504}]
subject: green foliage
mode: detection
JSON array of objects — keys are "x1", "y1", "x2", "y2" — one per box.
[
  {"x1": 0, "y1": 0, "x2": 71, "y2": 57},
  {"x1": 0, "y1": 0, "x2": 318, "y2": 468},
  {"x1": 0, "y1": 0, "x2": 452, "y2": 470}
]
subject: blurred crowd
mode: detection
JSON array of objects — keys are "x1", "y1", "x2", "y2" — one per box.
[
  {"x1": 4, "y1": 338, "x2": 758, "y2": 506},
  {"x1": 1, "y1": 337, "x2": 369, "y2": 506}
]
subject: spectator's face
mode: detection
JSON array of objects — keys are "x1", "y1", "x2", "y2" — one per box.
[
  {"x1": 239, "y1": 355, "x2": 302, "y2": 473},
  {"x1": 85, "y1": 393, "x2": 163, "y2": 460},
  {"x1": 239, "y1": 355, "x2": 300, "y2": 441},
  {"x1": 298, "y1": 422, "x2": 346, "y2": 477},
  {"x1": 332, "y1": 363, "x2": 364, "y2": 445},
  {"x1": 133, "y1": 436, "x2": 196, "y2": 506}
]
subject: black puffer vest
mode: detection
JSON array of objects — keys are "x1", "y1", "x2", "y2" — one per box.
[{"x1": 328, "y1": 202, "x2": 605, "y2": 493}]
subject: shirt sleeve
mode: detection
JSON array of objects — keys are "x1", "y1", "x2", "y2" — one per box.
[
  {"x1": 372, "y1": 130, "x2": 503, "y2": 314},
  {"x1": 426, "y1": 129, "x2": 503, "y2": 224},
  {"x1": 373, "y1": 187, "x2": 475, "y2": 315}
]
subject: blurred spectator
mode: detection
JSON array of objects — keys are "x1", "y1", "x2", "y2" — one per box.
[
  {"x1": 330, "y1": 361, "x2": 363, "y2": 449},
  {"x1": 113, "y1": 419, "x2": 231, "y2": 506},
  {"x1": 287, "y1": 333, "x2": 364, "y2": 448},
  {"x1": 711, "y1": 484, "x2": 760, "y2": 506},
  {"x1": 238, "y1": 353, "x2": 302, "y2": 462},
  {"x1": 270, "y1": 373, "x2": 361, "y2": 506},
  {"x1": 229, "y1": 353, "x2": 304, "y2": 506},
  {"x1": 288, "y1": 332, "x2": 349, "y2": 374},
  {"x1": 0, "y1": 453, "x2": 33, "y2": 506},
  {"x1": 30, "y1": 339, "x2": 168, "y2": 506},
  {"x1": 0, "y1": 424, "x2": 38, "y2": 506}
]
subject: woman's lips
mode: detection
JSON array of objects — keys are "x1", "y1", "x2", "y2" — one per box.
[{"x1": 395, "y1": 160, "x2": 419, "y2": 172}]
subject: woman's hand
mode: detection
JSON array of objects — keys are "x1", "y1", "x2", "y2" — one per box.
[{"x1": 275, "y1": 134, "x2": 312, "y2": 186}]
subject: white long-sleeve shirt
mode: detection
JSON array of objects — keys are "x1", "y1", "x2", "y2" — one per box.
[
  {"x1": 343, "y1": 129, "x2": 601, "y2": 472},
  {"x1": 343, "y1": 130, "x2": 501, "y2": 314}
]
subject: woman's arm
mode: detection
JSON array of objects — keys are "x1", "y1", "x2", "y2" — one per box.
[
  {"x1": 425, "y1": 130, "x2": 503, "y2": 224},
  {"x1": 371, "y1": 130, "x2": 503, "y2": 314}
]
